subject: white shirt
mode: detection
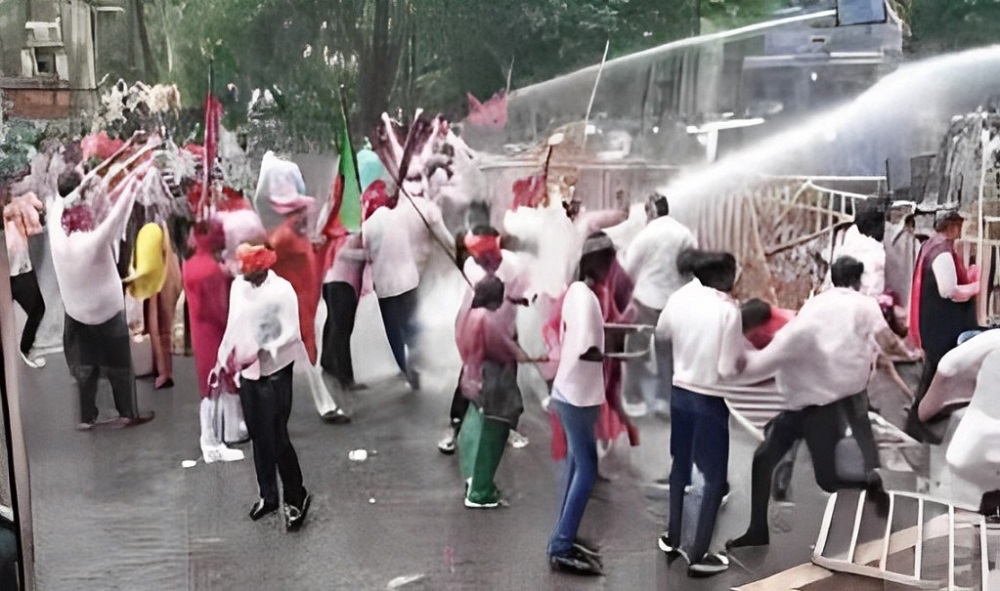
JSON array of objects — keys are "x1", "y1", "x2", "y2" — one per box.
[
  {"x1": 932, "y1": 254, "x2": 959, "y2": 299},
  {"x1": 624, "y1": 215, "x2": 697, "y2": 310},
  {"x1": 48, "y1": 188, "x2": 136, "y2": 325},
  {"x1": 363, "y1": 197, "x2": 452, "y2": 298},
  {"x1": 5, "y1": 220, "x2": 31, "y2": 277},
  {"x1": 553, "y1": 282, "x2": 605, "y2": 407},
  {"x1": 746, "y1": 287, "x2": 889, "y2": 410},
  {"x1": 218, "y1": 271, "x2": 306, "y2": 379},
  {"x1": 829, "y1": 226, "x2": 886, "y2": 298},
  {"x1": 656, "y1": 279, "x2": 744, "y2": 397}
]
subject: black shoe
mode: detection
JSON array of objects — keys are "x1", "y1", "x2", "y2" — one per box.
[
  {"x1": 322, "y1": 408, "x2": 352, "y2": 424},
  {"x1": 120, "y1": 411, "x2": 155, "y2": 428},
  {"x1": 249, "y1": 499, "x2": 279, "y2": 521},
  {"x1": 727, "y1": 532, "x2": 769, "y2": 549},
  {"x1": 688, "y1": 552, "x2": 730, "y2": 577},
  {"x1": 285, "y1": 493, "x2": 312, "y2": 530},
  {"x1": 657, "y1": 533, "x2": 680, "y2": 556},
  {"x1": 549, "y1": 548, "x2": 603, "y2": 576}
]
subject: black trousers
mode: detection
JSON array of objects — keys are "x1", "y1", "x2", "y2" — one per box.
[
  {"x1": 10, "y1": 271, "x2": 45, "y2": 355},
  {"x1": 64, "y1": 312, "x2": 138, "y2": 423},
  {"x1": 378, "y1": 289, "x2": 420, "y2": 375},
  {"x1": 239, "y1": 362, "x2": 305, "y2": 507},
  {"x1": 320, "y1": 282, "x2": 357, "y2": 387},
  {"x1": 742, "y1": 392, "x2": 879, "y2": 539}
]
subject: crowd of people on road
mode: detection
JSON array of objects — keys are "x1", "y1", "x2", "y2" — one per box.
[{"x1": 1, "y1": 128, "x2": 992, "y2": 579}]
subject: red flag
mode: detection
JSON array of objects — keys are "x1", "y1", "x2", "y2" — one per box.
[
  {"x1": 511, "y1": 174, "x2": 546, "y2": 210},
  {"x1": 198, "y1": 93, "x2": 224, "y2": 219},
  {"x1": 466, "y1": 91, "x2": 508, "y2": 129}
]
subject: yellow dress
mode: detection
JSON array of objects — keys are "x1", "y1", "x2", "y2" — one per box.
[{"x1": 125, "y1": 223, "x2": 168, "y2": 301}]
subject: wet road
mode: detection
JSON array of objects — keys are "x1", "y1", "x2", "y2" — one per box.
[{"x1": 17, "y1": 351, "x2": 914, "y2": 590}]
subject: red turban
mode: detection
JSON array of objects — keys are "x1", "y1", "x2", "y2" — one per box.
[
  {"x1": 361, "y1": 180, "x2": 393, "y2": 221},
  {"x1": 235, "y1": 243, "x2": 277, "y2": 274},
  {"x1": 464, "y1": 233, "x2": 501, "y2": 261}
]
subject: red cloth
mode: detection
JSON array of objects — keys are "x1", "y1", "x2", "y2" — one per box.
[
  {"x1": 548, "y1": 260, "x2": 639, "y2": 460},
  {"x1": 269, "y1": 218, "x2": 321, "y2": 364},
  {"x1": 361, "y1": 180, "x2": 393, "y2": 221},
  {"x1": 236, "y1": 244, "x2": 277, "y2": 273},
  {"x1": 746, "y1": 307, "x2": 796, "y2": 349},
  {"x1": 183, "y1": 244, "x2": 233, "y2": 398},
  {"x1": 908, "y1": 234, "x2": 968, "y2": 349}
]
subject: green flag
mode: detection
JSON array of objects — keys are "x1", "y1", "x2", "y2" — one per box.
[{"x1": 335, "y1": 122, "x2": 362, "y2": 232}]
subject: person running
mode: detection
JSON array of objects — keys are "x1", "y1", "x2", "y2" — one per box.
[
  {"x1": 547, "y1": 232, "x2": 617, "y2": 576},
  {"x1": 728, "y1": 256, "x2": 890, "y2": 548},
  {"x1": 655, "y1": 248, "x2": 744, "y2": 577},
  {"x1": 213, "y1": 243, "x2": 311, "y2": 530}
]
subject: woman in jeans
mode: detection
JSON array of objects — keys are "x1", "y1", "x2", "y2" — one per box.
[{"x1": 547, "y1": 232, "x2": 617, "y2": 576}]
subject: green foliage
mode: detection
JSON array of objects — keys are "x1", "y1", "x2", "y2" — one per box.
[
  {"x1": 908, "y1": 0, "x2": 1000, "y2": 55},
  {"x1": 139, "y1": 0, "x2": 791, "y2": 148}
]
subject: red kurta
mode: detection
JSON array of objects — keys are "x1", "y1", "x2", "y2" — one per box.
[
  {"x1": 182, "y1": 239, "x2": 233, "y2": 398},
  {"x1": 269, "y1": 218, "x2": 321, "y2": 364}
]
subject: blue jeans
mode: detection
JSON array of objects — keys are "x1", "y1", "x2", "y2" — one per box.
[
  {"x1": 957, "y1": 329, "x2": 989, "y2": 346},
  {"x1": 668, "y1": 386, "x2": 730, "y2": 563},
  {"x1": 548, "y1": 399, "x2": 600, "y2": 557}
]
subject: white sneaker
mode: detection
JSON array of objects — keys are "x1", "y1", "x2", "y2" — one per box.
[
  {"x1": 203, "y1": 445, "x2": 245, "y2": 463},
  {"x1": 508, "y1": 431, "x2": 529, "y2": 449},
  {"x1": 622, "y1": 400, "x2": 648, "y2": 418},
  {"x1": 20, "y1": 352, "x2": 45, "y2": 369}
]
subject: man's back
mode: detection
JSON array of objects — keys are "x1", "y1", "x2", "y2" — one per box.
[
  {"x1": 756, "y1": 288, "x2": 887, "y2": 409},
  {"x1": 625, "y1": 216, "x2": 696, "y2": 309}
]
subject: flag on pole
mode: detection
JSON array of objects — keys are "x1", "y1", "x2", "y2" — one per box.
[
  {"x1": 198, "y1": 92, "x2": 223, "y2": 219},
  {"x1": 323, "y1": 102, "x2": 362, "y2": 235},
  {"x1": 336, "y1": 122, "x2": 362, "y2": 231}
]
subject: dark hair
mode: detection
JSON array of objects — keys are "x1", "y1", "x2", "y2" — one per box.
[
  {"x1": 58, "y1": 169, "x2": 82, "y2": 197},
  {"x1": 471, "y1": 275, "x2": 505, "y2": 310},
  {"x1": 854, "y1": 202, "x2": 886, "y2": 242},
  {"x1": 741, "y1": 298, "x2": 772, "y2": 333},
  {"x1": 651, "y1": 194, "x2": 669, "y2": 217},
  {"x1": 831, "y1": 255, "x2": 865, "y2": 289},
  {"x1": 677, "y1": 248, "x2": 737, "y2": 292},
  {"x1": 470, "y1": 225, "x2": 500, "y2": 237},
  {"x1": 579, "y1": 231, "x2": 616, "y2": 282}
]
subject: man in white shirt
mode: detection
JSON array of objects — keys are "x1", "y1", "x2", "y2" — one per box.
[
  {"x1": 3, "y1": 188, "x2": 47, "y2": 368},
  {"x1": 655, "y1": 248, "x2": 743, "y2": 577},
  {"x1": 214, "y1": 244, "x2": 311, "y2": 531},
  {"x1": 363, "y1": 193, "x2": 453, "y2": 388},
  {"x1": 906, "y1": 209, "x2": 980, "y2": 441},
  {"x1": 728, "y1": 256, "x2": 891, "y2": 549},
  {"x1": 49, "y1": 170, "x2": 154, "y2": 430},
  {"x1": 622, "y1": 195, "x2": 696, "y2": 417}
]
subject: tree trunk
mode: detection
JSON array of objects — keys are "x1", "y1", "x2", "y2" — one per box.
[
  {"x1": 134, "y1": 0, "x2": 159, "y2": 80},
  {"x1": 356, "y1": 0, "x2": 407, "y2": 139}
]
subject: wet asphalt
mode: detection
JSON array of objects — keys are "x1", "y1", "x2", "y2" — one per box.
[{"x1": 16, "y1": 350, "x2": 916, "y2": 590}]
